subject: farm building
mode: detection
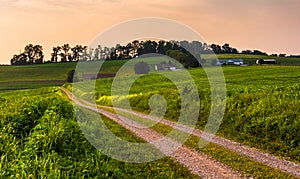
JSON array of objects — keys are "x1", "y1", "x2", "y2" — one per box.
[
  {"x1": 217, "y1": 59, "x2": 244, "y2": 66},
  {"x1": 155, "y1": 62, "x2": 178, "y2": 71},
  {"x1": 256, "y1": 59, "x2": 277, "y2": 65}
]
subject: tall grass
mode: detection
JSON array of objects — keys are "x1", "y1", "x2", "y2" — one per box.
[
  {"x1": 67, "y1": 66, "x2": 300, "y2": 162},
  {"x1": 0, "y1": 87, "x2": 198, "y2": 178}
]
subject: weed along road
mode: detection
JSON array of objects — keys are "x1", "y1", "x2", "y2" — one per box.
[{"x1": 60, "y1": 87, "x2": 300, "y2": 178}]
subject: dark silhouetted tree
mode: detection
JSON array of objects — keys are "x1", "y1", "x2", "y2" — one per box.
[
  {"x1": 60, "y1": 44, "x2": 70, "y2": 62},
  {"x1": 67, "y1": 69, "x2": 78, "y2": 82},
  {"x1": 51, "y1": 46, "x2": 61, "y2": 62},
  {"x1": 210, "y1": 44, "x2": 222, "y2": 53},
  {"x1": 166, "y1": 50, "x2": 200, "y2": 68},
  {"x1": 10, "y1": 44, "x2": 44, "y2": 65},
  {"x1": 33, "y1": 45, "x2": 44, "y2": 64}
]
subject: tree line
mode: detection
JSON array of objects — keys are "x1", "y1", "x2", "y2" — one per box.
[
  {"x1": 11, "y1": 40, "x2": 272, "y2": 66},
  {"x1": 10, "y1": 44, "x2": 44, "y2": 65}
]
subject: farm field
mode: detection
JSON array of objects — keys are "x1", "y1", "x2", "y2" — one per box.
[
  {"x1": 202, "y1": 54, "x2": 300, "y2": 66},
  {"x1": 0, "y1": 87, "x2": 197, "y2": 178},
  {"x1": 0, "y1": 56, "x2": 175, "y2": 91},
  {"x1": 66, "y1": 65, "x2": 300, "y2": 163},
  {"x1": 1, "y1": 57, "x2": 300, "y2": 178},
  {"x1": 1, "y1": 86, "x2": 298, "y2": 178},
  {"x1": 0, "y1": 63, "x2": 76, "y2": 91},
  {"x1": 60, "y1": 87, "x2": 298, "y2": 178},
  {"x1": 0, "y1": 61, "x2": 127, "y2": 91},
  {"x1": 1, "y1": 54, "x2": 300, "y2": 91}
]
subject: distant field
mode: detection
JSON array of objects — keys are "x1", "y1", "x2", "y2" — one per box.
[
  {"x1": 1, "y1": 54, "x2": 300, "y2": 91},
  {"x1": 0, "y1": 62, "x2": 76, "y2": 91},
  {"x1": 202, "y1": 54, "x2": 300, "y2": 66},
  {"x1": 0, "y1": 61, "x2": 127, "y2": 91}
]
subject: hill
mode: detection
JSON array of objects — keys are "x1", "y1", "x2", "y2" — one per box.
[
  {"x1": 66, "y1": 65, "x2": 300, "y2": 163},
  {"x1": 1, "y1": 58, "x2": 300, "y2": 178},
  {"x1": 0, "y1": 61, "x2": 127, "y2": 91},
  {"x1": 1, "y1": 54, "x2": 300, "y2": 91}
]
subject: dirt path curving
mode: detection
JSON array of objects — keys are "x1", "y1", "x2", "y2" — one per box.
[
  {"x1": 102, "y1": 105, "x2": 300, "y2": 178},
  {"x1": 60, "y1": 87, "x2": 241, "y2": 178}
]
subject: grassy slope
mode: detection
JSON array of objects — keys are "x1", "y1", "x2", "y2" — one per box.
[
  {"x1": 0, "y1": 87, "x2": 198, "y2": 178},
  {"x1": 0, "y1": 61, "x2": 127, "y2": 91},
  {"x1": 67, "y1": 65, "x2": 300, "y2": 162},
  {"x1": 1, "y1": 57, "x2": 300, "y2": 178},
  {"x1": 0, "y1": 57, "x2": 172, "y2": 91},
  {"x1": 1, "y1": 54, "x2": 300, "y2": 91},
  {"x1": 0, "y1": 62, "x2": 76, "y2": 91}
]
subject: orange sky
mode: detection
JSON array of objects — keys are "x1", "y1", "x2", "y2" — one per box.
[{"x1": 0, "y1": 0, "x2": 299, "y2": 64}]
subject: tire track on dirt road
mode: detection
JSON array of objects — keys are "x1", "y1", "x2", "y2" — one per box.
[
  {"x1": 101, "y1": 105, "x2": 300, "y2": 178},
  {"x1": 60, "y1": 87, "x2": 241, "y2": 178}
]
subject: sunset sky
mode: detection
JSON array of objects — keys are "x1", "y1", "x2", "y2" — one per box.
[{"x1": 0, "y1": 0, "x2": 299, "y2": 64}]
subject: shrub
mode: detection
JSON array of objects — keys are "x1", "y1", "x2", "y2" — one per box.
[
  {"x1": 134, "y1": 61, "x2": 150, "y2": 74},
  {"x1": 67, "y1": 69, "x2": 78, "y2": 82}
]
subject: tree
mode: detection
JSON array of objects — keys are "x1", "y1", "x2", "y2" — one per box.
[
  {"x1": 131, "y1": 40, "x2": 140, "y2": 57},
  {"x1": 67, "y1": 69, "x2": 78, "y2": 82},
  {"x1": 134, "y1": 61, "x2": 150, "y2": 74},
  {"x1": 179, "y1": 40, "x2": 190, "y2": 51},
  {"x1": 124, "y1": 43, "x2": 134, "y2": 59},
  {"x1": 156, "y1": 40, "x2": 164, "y2": 54},
  {"x1": 93, "y1": 45, "x2": 101, "y2": 60},
  {"x1": 241, "y1": 50, "x2": 253, "y2": 54},
  {"x1": 33, "y1": 45, "x2": 44, "y2": 64},
  {"x1": 166, "y1": 50, "x2": 200, "y2": 68},
  {"x1": 11, "y1": 53, "x2": 27, "y2": 65},
  {"x1": 253, "y1": 50, "x2": 267, "y2": 56},
  {"x1": 60, "y1": 44, "x2": 70, "y2": 62},
  {"x1": 138, "y1": 40, "x2": 158, "y2": 55},
  {"x1": 80, "y1": 46, "x2": 90, "y2": 61},
  {"x1": 10, "y1": 44, "x2": 44, "y2": 65},
  {"x1": 51, "y1": 46, "x2": 61, "y2": 62},
  {"x1": 24, "y1": 44, "x2": 35, "y2": 64},
  {"x1": 210, "y1": 44, "x2": 222, "y2": 53},
  {"x1": 23, "y1": 44, "x2": 44, "y2": 64},
  {"x1": 279, "y1": 54, "x2": 286, "y2": 57},
  {"x1": 71, "y1": 45, "x2": 86, "y2": 61},
  {"x1": 222, "y1": 43, "x2": 231, "y2": 53}
]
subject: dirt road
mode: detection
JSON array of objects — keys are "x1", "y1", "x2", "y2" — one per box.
[{"x1": 60, "y1": 87, "x2": 300, "y2": 178}]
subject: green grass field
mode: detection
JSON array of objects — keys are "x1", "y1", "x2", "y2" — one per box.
[
  {"x1": 67, "y1": 65, "x2": 300, "y2": 163},
  {"x1": 0, "y1": 57, "x2": 174, "y2": 91},
  {"x1": 1, "y1": 55, "x2": 300, "y2": 178},
  {"x1": 0, "y1": 87, "x2": 198, "y2": 178},
  {"x1": 202, "y1": 54, "x2": 300, "y2": 66},
  {"x1": 0, "y1": 62, "x2": 76, "y2": 91},
  {"x1": 1, "y1": 54, "x2": 300, "y2": 91}
]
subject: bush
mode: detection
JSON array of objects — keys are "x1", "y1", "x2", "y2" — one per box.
[
  {"x1": 67, "y1": 69, "x2": 78, "y2": 82},
  {"x1": 134, "y1": 61, "x2": 150, "y2": 74}
]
